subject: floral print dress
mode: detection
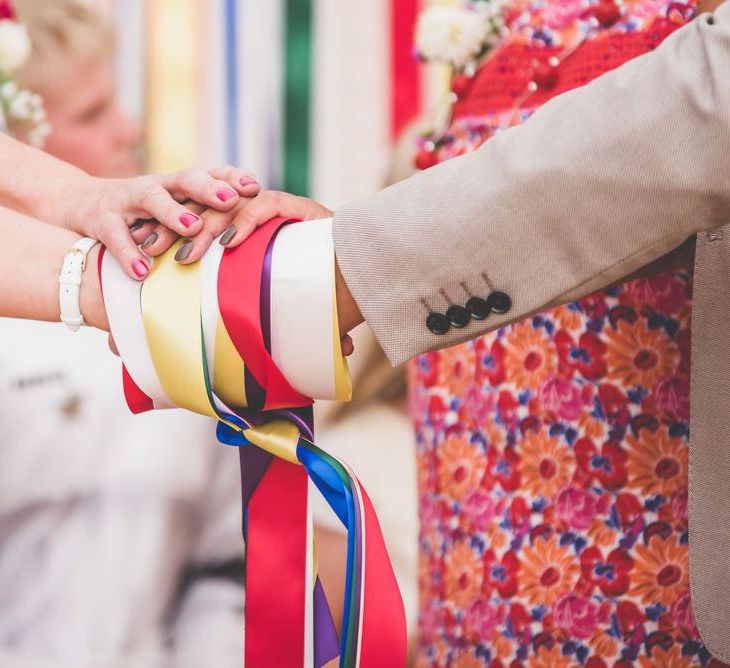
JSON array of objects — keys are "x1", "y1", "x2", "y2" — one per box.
[{"x1": 410, "y1": 2, "x2": 720, "y2": 667}]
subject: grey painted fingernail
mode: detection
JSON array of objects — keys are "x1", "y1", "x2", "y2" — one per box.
[
  {"x1": 175, "y1": 239, "x2": 193, "y2": 262},
  {"x1": 219, "y1": 225, "x2": 237, "y2": 246},
  {"x1": 140, "y1": 232, "x2": 158, "y2": 249},
  {"x1": 130, "y1": 220, "x2": 146, "y2": 232}
]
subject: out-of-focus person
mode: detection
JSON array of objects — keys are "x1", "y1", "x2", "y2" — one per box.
[{"x1": 0, "y1": 2, "x2": 244, "y2": 666}]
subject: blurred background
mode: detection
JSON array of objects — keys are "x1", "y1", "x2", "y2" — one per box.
[
  {"x1": 102, "y1": 0, "x2": 448, "y2": 204},
  {"x1": 0, "y1": 1, "x2": 449, "y2": 666}
]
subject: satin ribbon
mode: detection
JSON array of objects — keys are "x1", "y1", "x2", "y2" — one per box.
[{"x1": 98, "y1": 218, "x2": 406, "y2": 667}]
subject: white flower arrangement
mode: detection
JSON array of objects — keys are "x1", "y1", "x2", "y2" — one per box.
[
  {"x1": 415, "y1": 1, "x2": 506, "y2": 71},
  {"x1": 0, "y1": 4, "x2": 50, "y2": 146}
]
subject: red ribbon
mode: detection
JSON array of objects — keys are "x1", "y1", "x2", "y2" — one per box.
[
  {"x1": 245, "y1": 458, "x2": 310, "y2": 667},
  {"x1": 390, "y1": 0, "x2": 421, "y2": 141},
  {"x1": 217, "y1": 217, "x2": 311, "y2": 410}
]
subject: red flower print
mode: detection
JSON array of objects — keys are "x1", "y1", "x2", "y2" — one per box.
[
  {"x1": 616, "y1": 600, "x2": 646, "y2": 641},
  {"x1": 616, "y1": 492, "x2": 644, "y2": 530},
  {"x1": 487, "y1": 445, "x2": 521, "y2": 492},
  {"x1": 553, "y1": 592, "x2": 599, "y2": 639},
  {"x1": 574, "y1": 438, "x2": 628, "y2": 490},
  {"x1": 497, "y1": 390, "x2": 521, "y2": 429},
  {"x1": 598, "y1": 383, "x2": 628, "y2": 415},
  {"x1": 464, "y1": 600, "x2": 506, "y2": 644},
  {"x1": 509, "y1": 496, "x2": 531, "y2": 528},
  {"x1": 670, "y1": 592, "x2": 699, "y2": 639},
  {"x1": 426, "y1": 393, "x2": 449, "y2": 426},
  {"x1": 554, "y1": 485, "x2": 597, "y2": 530},
  {"x1": 414, "y1": 351, "x2": 439, "y2": 388},
  {"x1": 580, "y1": 546, "x2": 633, "y2": 597},
  {"x1": 651, "y1": 374, "x2": 690, "y2": 421},
  {"x1": 483, "y1": 549, "x2": 520, "y2": 599},
  {"x1": 555, "y1": 330, "x2": 608, "y2": 380},
  {"x1": 626, "y1": 273, "x2": 689, "y2": 314},
  {"x1": 475, "y1": 336, "x2": 506, "y2": 386},
  {"x1": 581, "y1": 294, "x2": 610, "y2": 322},
  {"x1": 460, "y1": 384, "x2": 498, "y2": 430},
  {"x1": 461, "y1": 489, "x2": 502, "y2": 530},
  {"x1": 539, "y1": 375, "x2": 592, "y2": 421},
  {"x1": 507, "y1": 602, "x2": 531, "y2": 636}
]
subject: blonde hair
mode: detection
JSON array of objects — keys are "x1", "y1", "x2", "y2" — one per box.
[{"x1": 14, "y1": 0, "x2": 115, "y2": 88}]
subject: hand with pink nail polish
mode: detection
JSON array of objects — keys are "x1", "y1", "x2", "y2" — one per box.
[
  {"x1": 55, "y1": 165, "x2": 261, "y2": 280},
  {"x1": 0, "y1": 132, "x2": 262, "y2": 280}
]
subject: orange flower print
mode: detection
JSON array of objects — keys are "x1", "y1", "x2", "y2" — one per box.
[
  {"x1": 587, "y1": 519, "x2": 617, "y2": 548},
  {"x1": 528, "y1": 645, "x2": 572, "y2": 668},
  {"x1": 626, "y1": 427, "x2": 687, "y2": 497},
  {"x1": 637, "y1": 643, "x2": 693, "y2": 668},
  {"x1": 521, "y1": 537, "x2": 579, "y2": 606},
  {"x1": 492, "y1": 633, "x2": 514, "y2": 661},
  {"x1": 552, "y1": 304, "x2": 581, "y2": 331},
  {"x1": 605, "y1": 320, "x2": 678, "y2": 387},
  {"x1": 631, "y1": 536, "x2": 688, "y2": 607},
  {"x1": 505, "y1": 322, "x2": 558, "y2": 391},
  {"x1": 578, "y1": 410, "x2": 607, "y2": 440},
  {"x1": 443, "y1": 540, "x2": 483, "y2": 609},
  {"x1": 520, "y1": 430, "x2": 574, "y2": 498},
  {"x1": 437, "y1": 343, "x2": 476, "y2": 397},
  {"x1": 589, "y1": 630, "x2": 618, "y2": 659},
  {"x1": 449, "y1": 647, "x2": 484, "y2": 668},
  {"x1": 437, "y1": 435, "x2": 486, "y2": 501}
]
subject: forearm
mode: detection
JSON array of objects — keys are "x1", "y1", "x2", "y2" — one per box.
[
  {"x1": 334, "y1": 3, "x2": 730, "y2": 364},
  {"x1": 0, "y1": 205, "x2": 107, "y2": 329},
  {"x1": 0, "y1": 133, "x2": 89, "y2": 227}
]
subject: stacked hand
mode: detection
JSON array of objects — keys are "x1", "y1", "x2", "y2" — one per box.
[
  {"x1": 62, "y1": 166, "x2": 261, "y2": 279},
  {"x1": 124, "y1": 188, "x2": 362, "y2": 355}
]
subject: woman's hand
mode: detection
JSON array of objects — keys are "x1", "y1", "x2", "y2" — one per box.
[
  {"x1": 138, "y1": 190, "x2": 334, "y2": 263},
  {"x1": 64, "y1": 166, "x2": 260, "y2": 279}
]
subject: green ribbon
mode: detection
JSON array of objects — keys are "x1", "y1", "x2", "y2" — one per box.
[{"x1": 284, "y1": 0, "x2": 312, "y2": 196}]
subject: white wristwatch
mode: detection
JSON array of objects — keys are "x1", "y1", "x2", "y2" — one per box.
[{"x1": 59, "y1": 237, "x2": 99, "y2": 331}]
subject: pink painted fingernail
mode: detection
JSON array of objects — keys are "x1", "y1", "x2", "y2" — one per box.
[
  {"x1": 217, "y1": 188, "x2": 237, "y2": 202},
  {"x1": 239, "y1": 177, "x2": 258, "y2": 187},
  {"x1": 180, "y1": 212, "x2": 199, "y2": 228},
  {"x1": 132, "y1": 259, "x2": 149, "y2": 278}
]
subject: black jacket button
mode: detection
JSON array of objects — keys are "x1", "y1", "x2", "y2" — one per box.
[
  {"x1": 466, "y1": 296, "x2": 490, "y2": 320},
  {"x1": 426, "y1": 312, "x2": 450, "y2": 335},
  {"x1": 487, "y1": 291, "x2": 512, "y2": 314},
  {"x1": 446, "y1": 304, "x2": 470, "y2": 328}
]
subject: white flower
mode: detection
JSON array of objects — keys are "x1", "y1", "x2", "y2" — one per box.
[
  {"x1": 0, "y1": 19, "x2": 31, "y2": 73},
  {"x1": 27, "y1": 120, "x2": 50, "y2": 147},
  {"x1": 416, "y1": 4, "x2": 497, "y2": 69},
  {"x1": 0, "y1": 78, "x2": 17, "y2": 100},
  {"x1": 7, "y1": 88, "x2": 34, "y2": 120}
]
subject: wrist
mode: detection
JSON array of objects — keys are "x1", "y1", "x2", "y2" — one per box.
[
  {"x1": 79, "y1": 244, "x2": 109, "y2": 331},
  {"x1": 59, "y1": 173, "x2": 102, "y2": 232},
  {"x1": 335, "y1": 259, "x2": 363, "y2": 336}
]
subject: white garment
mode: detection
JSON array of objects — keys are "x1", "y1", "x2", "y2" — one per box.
[
  {"x1": 311, "y1": 403, "x2": 419, "y2": 636},
  {"x1": 0, "y1": 319, "x2": 244, "y2": 668}
]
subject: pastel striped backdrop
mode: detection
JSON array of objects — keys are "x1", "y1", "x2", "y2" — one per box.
[{"x1": 110, "y1": 0, "x2": 452, "y2": 208}]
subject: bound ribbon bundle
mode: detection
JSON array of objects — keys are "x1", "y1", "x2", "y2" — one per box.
[{"x1": 98, "y1": 217, "x2": 406, "y2": 667}]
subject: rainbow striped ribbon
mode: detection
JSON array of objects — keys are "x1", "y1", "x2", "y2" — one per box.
[{"x1": 98, "y1": 218, "x2": 406, "y2": 667}]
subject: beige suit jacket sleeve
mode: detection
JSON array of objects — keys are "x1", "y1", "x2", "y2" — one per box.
[{"x1": 333, "y1": 3, "x2": 730, "y2": 365}]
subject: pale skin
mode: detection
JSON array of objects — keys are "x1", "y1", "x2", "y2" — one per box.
[
  {"x1": 0, "y1": 131, "x2": 261, "y2": 279},
  {"x1": 0, "y1": 189, "x2": 362, "y2": 357}
]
